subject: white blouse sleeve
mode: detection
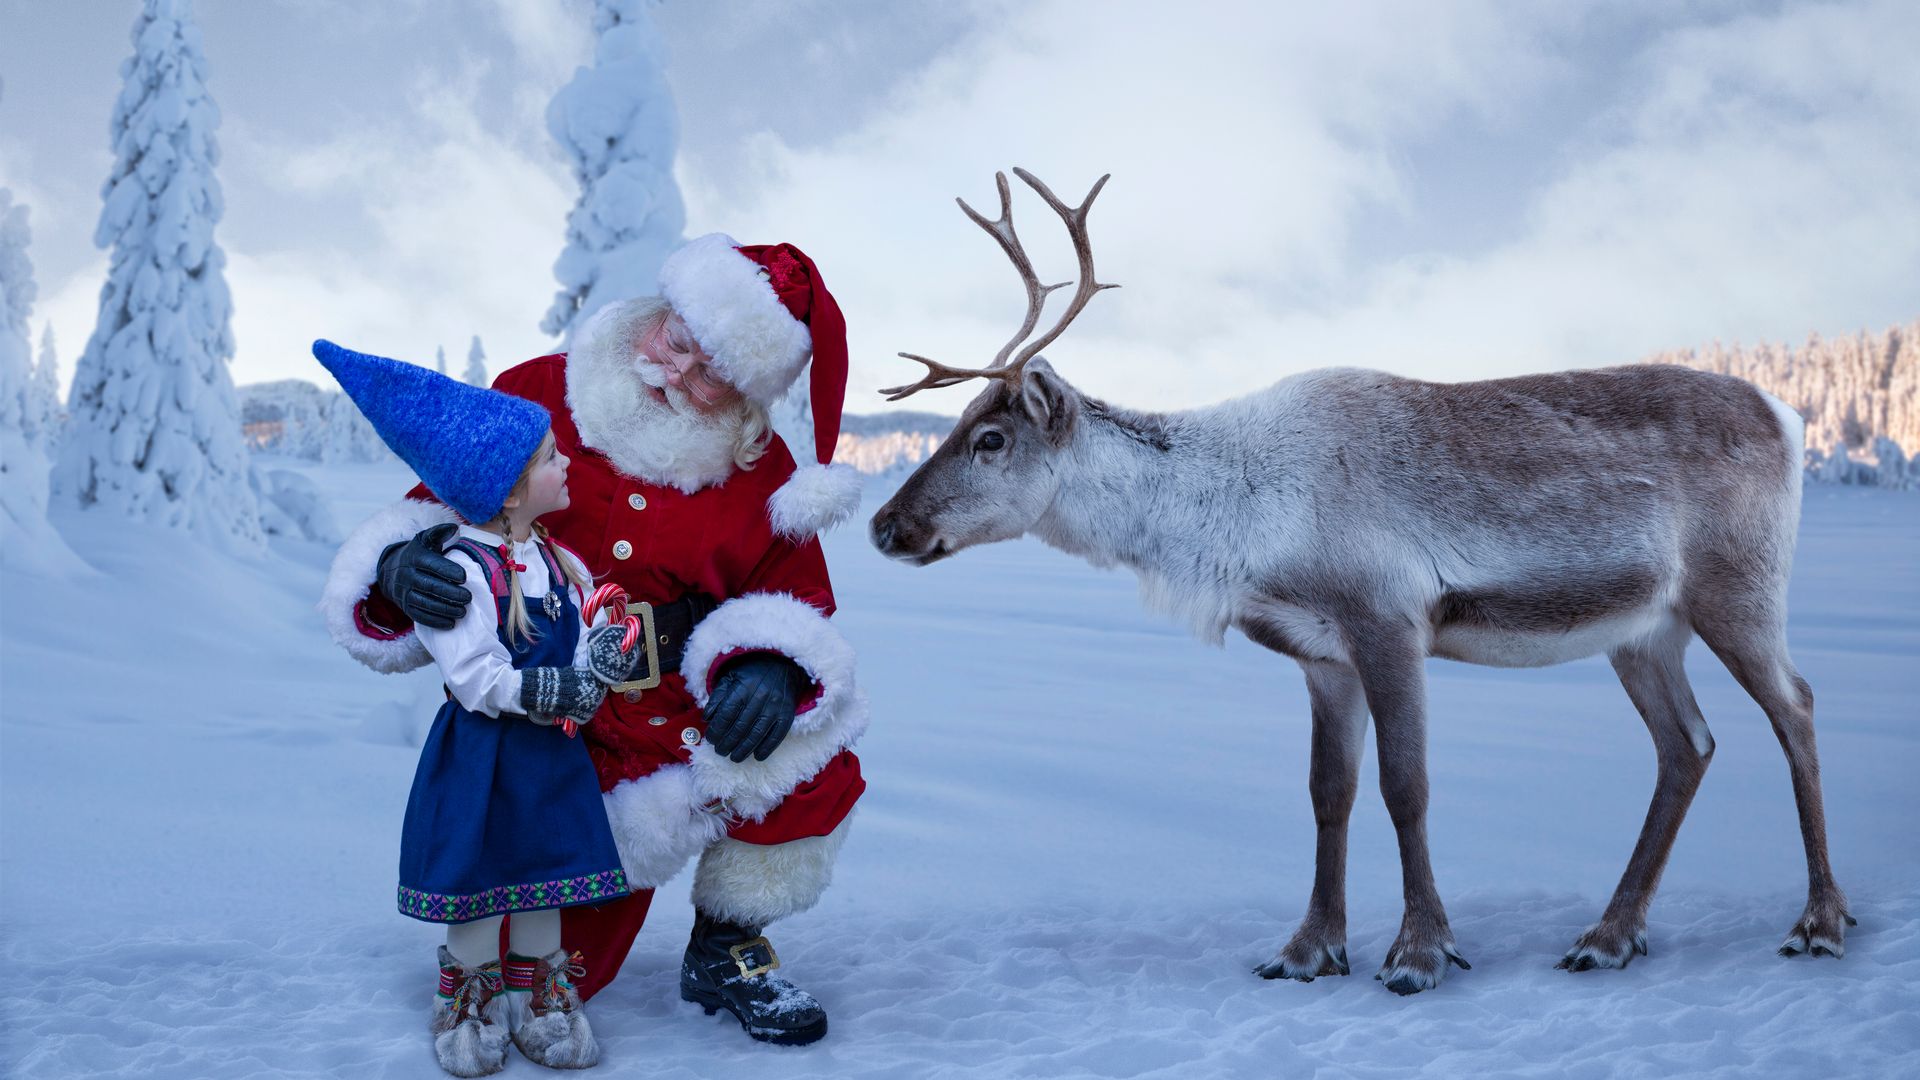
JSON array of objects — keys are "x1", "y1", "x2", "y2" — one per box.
[
  {"x1": 560, "y1": 546, "x2": 608, "y2": 668},
  {"x1": 416, "y1": 550, "x2": 525, "y2": 718}
]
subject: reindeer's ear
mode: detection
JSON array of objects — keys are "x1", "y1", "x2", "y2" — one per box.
[{"x1": 1017, "y1": 358, "x2": 1078, "y2": 445}]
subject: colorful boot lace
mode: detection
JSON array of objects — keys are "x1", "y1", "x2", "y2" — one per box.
[
  {"x1": 431, "y1": 946, "x2": 508, "y2": 1077},
  {"x1": 504, "y1": 949, "x2": 600, "y2": 1069}
]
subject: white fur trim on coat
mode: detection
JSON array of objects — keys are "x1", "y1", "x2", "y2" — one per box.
[
  {"x1": 690, "y1": 815, "x2": 853, "y2": 927},
  {"x1": 690, "y1": 687, "x2": 868, "y2": 823},
  {"x1": 658, "y1": 233, "x2": 811, "y2": 406},
  {"x1": 318, "y1": 497, "x2": 459, "y2": 674},
  {"x1": 680, "y1": 593, "x2": 858, "y2": 735},
  {"x1": 601, "y1": 765, "x2": 731, "y2": 889},
  {"x1": 680, "y1": 592, "x2": 867, "y2": 822},
  {"x1": 768, "y1": 462, "x2": 863, "y2": 540}
]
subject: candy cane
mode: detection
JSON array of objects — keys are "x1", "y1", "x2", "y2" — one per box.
[{"x1": 585, "y1": 583, "x2": 629, "y2": 625}]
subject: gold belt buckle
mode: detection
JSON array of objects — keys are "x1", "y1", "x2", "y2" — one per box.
[
  {"x1": 728, "y1": 937, "x2": 780, "y2": 980},
  {"x1": 609, "y1": 601, "x2": 661, "y2": 694}
]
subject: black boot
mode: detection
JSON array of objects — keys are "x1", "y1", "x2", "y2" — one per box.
[{"x1": 679, "y1": 910, "x2": 828, "y2": 1046}]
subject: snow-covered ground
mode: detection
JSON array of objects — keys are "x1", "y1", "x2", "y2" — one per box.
[{"x1": 3, "y1": 459, "x2": 1916, "y2": 1079}]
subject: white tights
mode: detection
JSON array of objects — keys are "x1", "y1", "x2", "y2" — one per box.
[{"x1": 444, "y1": 909, "x2": 562, "y2": 968}]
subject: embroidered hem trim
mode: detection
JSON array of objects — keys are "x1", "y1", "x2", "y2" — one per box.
[{"x1": 399, "y1": 869, "x2": 630, "y2": 923}]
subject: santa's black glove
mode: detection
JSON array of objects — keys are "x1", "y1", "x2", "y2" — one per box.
[
  {"x1": 703, "y1": 653, "x2": 808, "y2": 763},
  {"x1": 376, "y1": 522, "x2": 471, "y2": 631},
  {"x1": 519, "y1": 667, "x2": 605, "y2": 726},
  {"x1": 585, "y1": 624, "x2": 647, "y2": 685}
]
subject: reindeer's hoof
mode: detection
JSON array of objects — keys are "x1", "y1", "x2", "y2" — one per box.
[
  {"x1": 1556, "y1": 920, "x2": 1648, "y2": 972},
  {"x1": 1779, "y1": 895, "x2": 1855, "y2": 959},
  {"x1": 1255, "y1": 940, "x2": 1349, "y2": 982},
  {"x1": 1374, "y1": 940, "x2": 1468, "y2": 996}
]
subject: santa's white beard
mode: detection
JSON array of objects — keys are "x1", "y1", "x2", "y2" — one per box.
[{"x1": 566, "y1": 351, "x2": 749, "y2": 494}]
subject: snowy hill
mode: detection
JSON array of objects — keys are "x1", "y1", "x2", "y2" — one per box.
[{"x1": 3, "y1": 460, "x2": 1916, "y2": 1078}]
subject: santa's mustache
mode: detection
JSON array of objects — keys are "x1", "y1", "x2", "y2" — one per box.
[
  {"x1": 631, "y1": 354, "x2": 744, "y2": 422},
  {"x1": 632, "y1": 356, "x2": 692, "y2": 407},
  {"x1": 633, "y1": 356, "x2": 671, "y2": 389}
]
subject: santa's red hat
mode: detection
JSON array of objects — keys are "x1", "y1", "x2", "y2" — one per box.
[{"x1": 658, "y1": 233, "x2": 860, "y2": 538}]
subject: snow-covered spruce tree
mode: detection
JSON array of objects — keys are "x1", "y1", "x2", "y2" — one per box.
[
  {"x1": 541, "y1": 0, "x2": 685, "y2": 345},
  {"x1": 319, "y1": 392, "x2": 389, "y2": 464},
  {"x1": 1, "y1": 190, "x2": 85, "y2": 573},
  {"x1": 32, "y1": 323, "x2": 61, "y2": 451},
  {"x1": 464, "y1": 335, "x2": 486, "y2": 385},
  {"x1": 53, "y1": 0, "x2": 261, "y2": 549},
  {"x1": 1, "y1": 189, "x2": 44, "y2": 491},
  {"x1": 434, "y1": 345, "x2": 446, "y2": 375}
]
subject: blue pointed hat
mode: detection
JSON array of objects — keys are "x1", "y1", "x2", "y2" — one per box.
[{"x1": 313, "y1": 339, "x2": 551, "y2": 524}]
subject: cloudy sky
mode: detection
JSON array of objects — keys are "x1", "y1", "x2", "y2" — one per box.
[{"x1": 2, "y1": 0, "x2": 1916, "y2": 414}]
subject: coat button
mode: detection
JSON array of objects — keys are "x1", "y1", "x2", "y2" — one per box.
[
  {"x1": 623, "y1": 690, "x2": 642, "y2": 703},
  {"x1": 628, "y1": 494, "x2": 647, "y2": 510},
  {"x1": 647, "y1": 715, "x2": 667, "y2": 726},
  {"x1": 612, "y1": 540, "x2": 633, "y2": 560},
  {"x1": 680, "y1": 727, "x2": 701, "y2": 746}
]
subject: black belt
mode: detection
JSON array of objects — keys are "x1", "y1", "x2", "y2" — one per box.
[
  {"x1": 646, "y1": 591, "x2": 718, "y2": 675},
  {"x1": 606, "y1": 591, "x2": 717, "y2": 694}
]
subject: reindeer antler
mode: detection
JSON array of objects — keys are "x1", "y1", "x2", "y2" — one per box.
[{"x1": 882, "y1": 169, "x2": 1118, "y2": 402}]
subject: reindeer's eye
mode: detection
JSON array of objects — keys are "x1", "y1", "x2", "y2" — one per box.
[{"x1": 975, "y1": 430, "x2": 1006, "y2": 453}]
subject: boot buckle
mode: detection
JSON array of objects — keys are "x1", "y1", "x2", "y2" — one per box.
[{"x1": 728, "y1": 937, "x2": 781, "y2": 980}]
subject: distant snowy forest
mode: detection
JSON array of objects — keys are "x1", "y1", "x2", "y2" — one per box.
[
  {"x1": 237, "y1": 375, "x2": 956, "y2": 480},
  {"x1": 1644, "y1": 318, "x2": 1920, "y2": 489}
]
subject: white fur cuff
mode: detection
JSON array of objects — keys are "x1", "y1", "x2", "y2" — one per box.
[
  {"x1": 602, "y1": 766, "x2": 730, "y2": 888},
  {"x1": 318, "y1": 497, "x2": 458, "y2": 674},
  {"x1": 768, "y1": 462, "x2": 863, "y2": 540},
  {"x1": 690, "y1": 688, "x2": 868, "y2": 823},
  {"x1": 690, "y1": 816, "x2": 853, "y2": 927},
  {"x1": 680, "y1": 593, "x2": 858, "y2": 736}
]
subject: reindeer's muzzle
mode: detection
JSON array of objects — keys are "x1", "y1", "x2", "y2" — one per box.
[{"x1": 868, "y1": 506, "x2": 951, "y2": 566}]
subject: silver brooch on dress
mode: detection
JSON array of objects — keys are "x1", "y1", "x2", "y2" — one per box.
[{"x1": 543, "y1": 590, "x2": 563, "y2": 621}]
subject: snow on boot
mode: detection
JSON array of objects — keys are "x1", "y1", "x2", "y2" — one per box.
[
  {"x1": 504, "y1": 949, "x2": 600, "y2": 1069},
  {"x1": 431, "y1": 946, "x2": 509, "y2": 1077},
  {"x1": 679, "y1": 911, "x2": 828, "y2": 1046}
]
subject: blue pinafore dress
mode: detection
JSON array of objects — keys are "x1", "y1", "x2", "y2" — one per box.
[{"x1": 397, "y1": 539, "x2": 630, "y2": 923}]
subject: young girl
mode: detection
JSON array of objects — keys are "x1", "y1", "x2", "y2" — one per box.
[{"x1": 315, "y1": 340, "x2": 644, "y2": 1077}]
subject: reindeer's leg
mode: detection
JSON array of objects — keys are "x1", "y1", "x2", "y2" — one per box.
[
  {"x1": 1560, "y1": 622, "x2": 1709, "y2": 971},
  {"x1": 1692, "y1": 607, "x2": 1852, "y2": 958},
  {"x1": 1349, "y1": 622, "x2": 1466, "y2": 996},
  {"x1": 1257, "y1": 660, "x2": 1367, "y2": 981}
]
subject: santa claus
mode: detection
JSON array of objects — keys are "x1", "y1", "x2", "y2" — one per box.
[{"x1": 320, "y1": 235, "x2": 868, "y2": 1046}]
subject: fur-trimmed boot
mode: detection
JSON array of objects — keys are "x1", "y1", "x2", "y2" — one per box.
[
  {"x1": 431, "y1": 946, "x2": 509, "y2": 1077},
  {"x1": 679, "y1": 911, "x2": 828, "y2": 1045},
  {"x1": 503, "y1": 949, "x2": 600, "y2": 1069}
]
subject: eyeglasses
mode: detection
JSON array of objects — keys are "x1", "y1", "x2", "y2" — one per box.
[{"x1": 652, "y1": 320, "x2": 740, "y2": 407}]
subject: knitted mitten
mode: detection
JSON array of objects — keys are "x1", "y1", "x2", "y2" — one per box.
[
  {"x1": 519, "y1": 667, "x2": 605, "y2": 725},
  {"x1": 584, "y1": 624, "x2": 646, "y2": 685}
]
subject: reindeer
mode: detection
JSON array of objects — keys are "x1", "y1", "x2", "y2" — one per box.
[{"x1": 869, "y1": 169, "x2": 1853, "y2": 995}]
